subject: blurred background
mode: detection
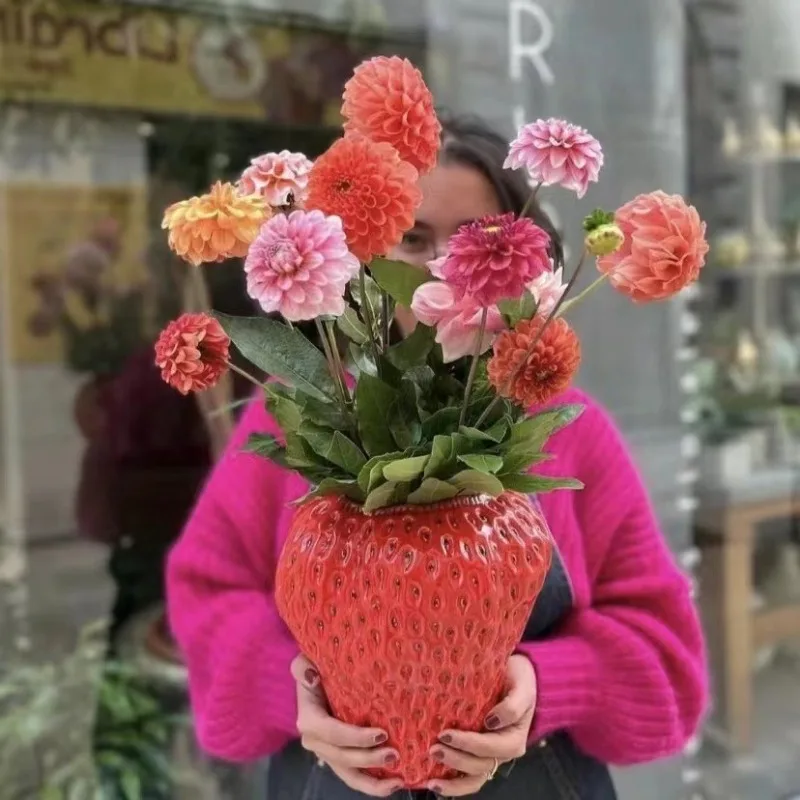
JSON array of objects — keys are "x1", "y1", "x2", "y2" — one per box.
[{"x1": 1, "y1": 0, "x2": 800, "y2": 798}]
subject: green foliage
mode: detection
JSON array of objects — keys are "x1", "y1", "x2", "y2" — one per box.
[
  {"x1": 369, "y1": 257, "x2": 432, "y2": 306},
  {"x1": 582, "y1": 208, "x2": 616, "y2": 232}
]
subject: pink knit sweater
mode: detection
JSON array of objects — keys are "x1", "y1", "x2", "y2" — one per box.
[{"x1": 167, "y1": 387, "x2": 708, "y2": 767}]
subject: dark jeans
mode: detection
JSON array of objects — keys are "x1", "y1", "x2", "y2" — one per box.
[{"x1": 267, "y1": 546, "x2": 617, "y2": 800}]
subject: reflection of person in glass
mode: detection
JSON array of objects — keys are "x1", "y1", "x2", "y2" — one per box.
[{"x1": 167, "y1": 118, "x2": 708, "y2": 799}]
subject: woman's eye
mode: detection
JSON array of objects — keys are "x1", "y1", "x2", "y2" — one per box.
[{"x1": 400, "y1": 231, "x2": 429, "y2": 252}]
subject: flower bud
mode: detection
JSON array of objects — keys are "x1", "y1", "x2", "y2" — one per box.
[{"x1": 585, "y1": 223, "x2": 625, "y2": 257}]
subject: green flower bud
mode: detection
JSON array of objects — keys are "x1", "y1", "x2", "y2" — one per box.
[{"x1": 585, "y1": 223, "x2": 625, "y2": 257}]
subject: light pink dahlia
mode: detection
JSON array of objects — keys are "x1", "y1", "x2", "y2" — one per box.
[
  {"x1": 528, "y1": 266, "x2": 566, "y2": 317},
  {"x1": 411, "y1": 279, "x2": 506, "y2": 363},
  {"x1": 437, "y1": 213, "x2": 552, "y2": 307},
  {"x1": 237, "y1": 150, "x2": 314, "y2": 208},
  {"x1": 505, "y1": 119, "x2": 603, "y2": 198},
  {"x1": 244, "y1": 210, "x2": 359, "y2": 321}
]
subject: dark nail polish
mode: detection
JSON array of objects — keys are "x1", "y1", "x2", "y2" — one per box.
[
  {"x1": 485, "y1": 714, "x2": 500, "y2": 730},
  {"x1": 439, "y1": 733, "x2": 452, "y2": 744},
  {"x1": 384, "y1": 753, "x2": 398, "y2": 766},
  {"x1": 374, "y1": 732, "x2": 388, "y2": 745},
  {"x1": 431, "y1": 748, "x2": 445, "y2": 762},
  {"x1": 303, "y1": 668, "x2": 319, "y2": 686}
]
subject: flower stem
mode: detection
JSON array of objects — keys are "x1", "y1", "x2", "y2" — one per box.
[
  {"x1": 475, "y1": 249, "x2": 588, "y2": 428},
  {"x1": 519, "y1": 183, "x2": 542, "y2": 219},
  {"x1": 323, "y1": 319, "x2": 352, "y2": 406},
  {"x1": 316, "y1": 319, "x2": 351, "y2": 415},
  {"x1": 557, "y1": 274, "x2": 608, "y2": 316},
  {"x1": 459, "y1": 308, "x2": 489, "y2": 428},
  {"x1": 359, "y1": 265, "x2": 382, "y2": 374},
  {"x1": 225, "y1": 360, "x2": 268, "y2": 390},
  {"x1": 381, "y1": 291, "x2": 391, "y2": 351}
]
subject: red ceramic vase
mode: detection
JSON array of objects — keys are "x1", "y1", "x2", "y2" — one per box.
[{"x1": 275, "y1": 491, "x2": 553, "y2": 787}]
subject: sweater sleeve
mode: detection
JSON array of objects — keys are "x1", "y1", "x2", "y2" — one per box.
[
  {"x1": 516, "y1": 398, "x2": 709, "y2": 765},
  {"x1": 166, "y1": 398, "x2": 301, "y2": 762}
]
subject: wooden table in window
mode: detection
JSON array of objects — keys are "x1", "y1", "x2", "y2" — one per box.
[{"x1": 695, "y1": 467, "x2": 800, "y2": 752}]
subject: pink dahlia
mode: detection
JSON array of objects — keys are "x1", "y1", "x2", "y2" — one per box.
[
  {"x1": 436, "y1": 213, "x2": 552, "y2": 306},
  {"x1": 411, "y1": 277, "x2": 506, "y2": 363},
  {"x1": 244, "y1": 209, "x2": 359, "y2": 321},
  {"x1": 528, "y1": 266, "x2": 566, "y2": 317},
  {"x1": 505, "y1": 119, "x2": 603, "y2": 198},
  {"x1": 596, "y1": 191, "x2": 709, "y2": 302},
  {"x1": 237, "y1": 150, "x2": 314, "y2": 208}
]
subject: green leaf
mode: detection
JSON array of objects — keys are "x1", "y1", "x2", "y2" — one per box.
[
  {"x1": 500, "y1": 447, "x2": 553, "y2": 474},
  {"x1": 448, "y1": 470, "x2": 504, "y2": 497},
  {"x1": 245, "y1": 434, "x2": 288, "y2": 466},
  {"x1": 358, "y1": 452, "x2": 402, "y2": 493},
  {"x1": 120, "y1": 771, "x2": 142, "y2": 800},
  {"x1": 348, "y1": 343, "x2": 377, "y2": 377},
  {"x1": 264, "y1": 384, "x2": 302, "y2": 434},
  {"x1": 369, "y1": 257, "x2": 433, "y2": 307},
  {"x1": 337, "y1": 307, "x2": 369, "y2": 345},
  {"x1": 386, "y1": 323, "x2": 435, "y2": 370},
  {"x1": 508, "y1": 404, "x2": 584, "y2": 450},
  {"x1": 383, "y1": 455, "x2": 430, "y2": 483},
  {"x1": 500, "y1": 473, "x2": 584, "y2": 493},
  {"x1": 498, "y1": 290, "x2": 537, "y2": 327},
  {"x1": 407, "y1": 478, "x2": 459, "y2": 504},
  {"x1": 298, "y1": 392, "x2": 350, "y2": 429},
  {"x1": 355, "y1": 374, "x2": 398, "y2": 456},
  {"x1": 424, "y1": 435, "x2": 456, "y2": 478},
  {"x1": 422, "y1": 407, "x2": 461, "y2": 439},
  {"x1": 388, "y1": 384, "x2": 422, "y2": 450},
  {"x1": 459, "y1": 425, "x2": 502, "y2": 443},
  {"x1": 295, "y1": 478, "x2": 365, "y2": 504},
  {"x1": 486, "y1": 416, "x2": 512, "y2": 444},
  {"x1": 364, "y1": 481, "x2": 407, "y2": 513},
  {"x1": 349, "y1": 274, "x2": 383, "y2": 338},
  {"x1": 300, "y1": 424, "x2": 367, "y2": 476},
  {"x1": 457, "y1": 453, "x2": 504, "y2": 474},
  {"x1": 215, "y1": 313, "x2": 336, "y2": 402}
]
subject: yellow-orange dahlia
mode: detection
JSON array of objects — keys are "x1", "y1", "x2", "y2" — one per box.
[
  {"x1": 488, "y1": 317, "x2": 581, "y2": 407},
  {"x1": 305, "y1": 135, "x2": 422, "y2": 263},
  {"x1": 342, "y1": 56, "x2": 441, "y2": 175},
  {"x1": 162, "y1": 181, "x2": 269, "y2": 266}
]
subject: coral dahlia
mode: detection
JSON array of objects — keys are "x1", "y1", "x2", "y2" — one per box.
[
  {"x1": 237, "y1": 150, "x2": 314, "y2": 208},
  {"x1": 306, "y1": 135, "x2": 422, "y2": 263},
  {"x1": 488, "y1": 316, "x2": 581, "y2": 407},
  {"x1": 437, "y1": 213, "x2": 552, "y2": 307},
  {"x1": 342, "y1": 55, "x2": 441, "y2": 175},
  {"x1": 162, "y1": 182, "x2": 268, "y2": 266},
  {"x1": 245, "y1": 209, "x2": 360, "y2": 321},
  {"x1": 154, "y1": 313, "x2": 230, "y2": 395}
]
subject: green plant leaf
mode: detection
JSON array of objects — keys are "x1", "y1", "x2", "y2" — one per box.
[
  {"x1": 500, "y1": 448, "x2": 553, "y2": 474},
  {"x1": 120, "y1": 770, "x2": 142, "y2": 800},
  {"x1": 459, "y1": 425, "x2": 502, "y2": 443},
  {"x1": 349, "y1": 274, "x2": 383, "y2": 338},
  {"x1": 295, "y1": 478, "x2": 365, "y2": 504},
  {"x1": 407, "y1": 478, "x2": 459, "y2": 504},
  {"x1": 424, "y1": 435, "x2": 456, "y2": 478},
  {"x1": 449, "y1": 470, "x2": 504, "y2": 497},
  {"x1": 369, "y1": 257, "x2": 433, "y2": 307},
  {"x1": 337, "y1": 307, "x2": 369, "y2": 345},
  {"x1": 298, "y1": 392, "x2": 350, "y2": 429},
  {"x1": 357, "y1": 452, "x2": 402, "y2": 493},
  {"x1": 508, "y1": 404, "x2": 584, "y2": 450},
  {"x1": 364, "y1": 481, "x2": 407, "y2": 513},
  {"x1": 500, "y1": 474, "x2": 584, "y2": 493},
  {"x1": 355, "y1": 374, "x2": 398, "y2": 456},
  {"x1": 457, "y1": 453, "x2": 504, "y2": 474},
  {"x1": 349, "y1": 343, "x2": 377, "y2": 377},
  {"x1": 389, "y1": 394, "x2": 421, "y2": 450},
  {"x1": 422, "y1": 407, "x2": 461, "y2": 439},
  {"x1": 299, "y1": 424, "x2": 367, "y2": 476},
  {"x1": 498, "y1": 290, "x2": 537, "y2": 327},
  {"x1": 245, "y1": 434, "x2": 288, "y2": 467},
  {"x1": 264, "y1": 384, "x2": 302, "y2": 434},
  {"x1": 383, "y1": 455, "x2": 430, "y2": 483},
  {"x1": 386, "y1": 323, "x2": 435, "y2": 370},
  {"x1": 215, "y1": 313, "x2": 336, "y2": 402}
]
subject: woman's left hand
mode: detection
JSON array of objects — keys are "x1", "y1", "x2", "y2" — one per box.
[{"x1": 427, "y1": 654, "x2": 537, "y2": 797}]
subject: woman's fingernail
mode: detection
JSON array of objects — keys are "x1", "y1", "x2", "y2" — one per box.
[
  {"x1": 303, "y1": 668, "x2": 319, "y2": 686},
  {"x1": 431, "y1": 748, "x2": 445, "y2": 762},
  {"x1": 429, "y1": 785, "x2": 443, "y2": 795},
  {"x1": 485, "y1": 714, "x2": 500, "y2": 730},
  {"x1": 384, "y1": 752, "x2": 398, "y2": 766},
  {"x1": 374, "y1": 732, "x2": 388, "y2": 745},
  {"x1": 438, "y1": 733, "x2": 452, "y2": 744}
]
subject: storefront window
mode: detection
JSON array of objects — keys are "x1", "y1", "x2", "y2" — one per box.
[{"x1": 1, "y1": 1, "x2": 798, "y2": 799}]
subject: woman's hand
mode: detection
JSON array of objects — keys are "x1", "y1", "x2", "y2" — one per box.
[
  {"x1": 292, "y1": 655, "x2": 403, "y2": 798},
  {"x1": 427, "y1": 654, "x2": 537, "y2": 797}
]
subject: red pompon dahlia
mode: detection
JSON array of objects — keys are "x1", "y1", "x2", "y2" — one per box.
[
  {"x1": 342, "y1": 55, "x2": 441, "y2": 175},
  {"x1": 154, "y1": 313, "x2": 230, "y2": 395},
  {"x1": 306, "y1": 135, "x2": 422, "y2": 263},
  {"x1": 437, "y1": 213, "x2": 552, "y2": 307},
  {"x1": 488, "y1": 316, "x2": 581, "y2": 407}
]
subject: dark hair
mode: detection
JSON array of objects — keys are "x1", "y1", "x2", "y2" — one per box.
[{"x1": 438, "y1": 113, "x2": 564, "y2": 267}]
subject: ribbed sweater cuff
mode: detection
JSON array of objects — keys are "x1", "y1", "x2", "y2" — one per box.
[{"x1": 516, "y1": 635, "x2": 601, "y2": 742}]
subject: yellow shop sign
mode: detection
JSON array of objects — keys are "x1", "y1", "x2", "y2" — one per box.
[{"x1": 0, "y1": 0, "x2": 298, "y2": 119}]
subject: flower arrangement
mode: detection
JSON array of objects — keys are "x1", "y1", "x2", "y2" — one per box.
[{"x1": 156, "y1": 56, "x2": 708, "y2": 509}]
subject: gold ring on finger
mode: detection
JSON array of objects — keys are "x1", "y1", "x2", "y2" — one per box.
[{"x1": 486, "y1": 758, "x2": 499, "y2": 781}]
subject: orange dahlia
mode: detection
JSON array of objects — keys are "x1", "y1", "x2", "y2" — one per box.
[
  {"x1": 305, "y1": 135, "x2": 422, "y2": 262},
  {"x1": 488, "y1": 317, "x2": 581, "y2": 407},
  {"x1": 342, "y1": 56, "x2": 441, "y2": 175},
  {"x1": 154, "y1": 313, "x2": 230, "y2": 395},
  {"x1": 162, "y1": 182, "x2": 269, "y2": 266}
]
